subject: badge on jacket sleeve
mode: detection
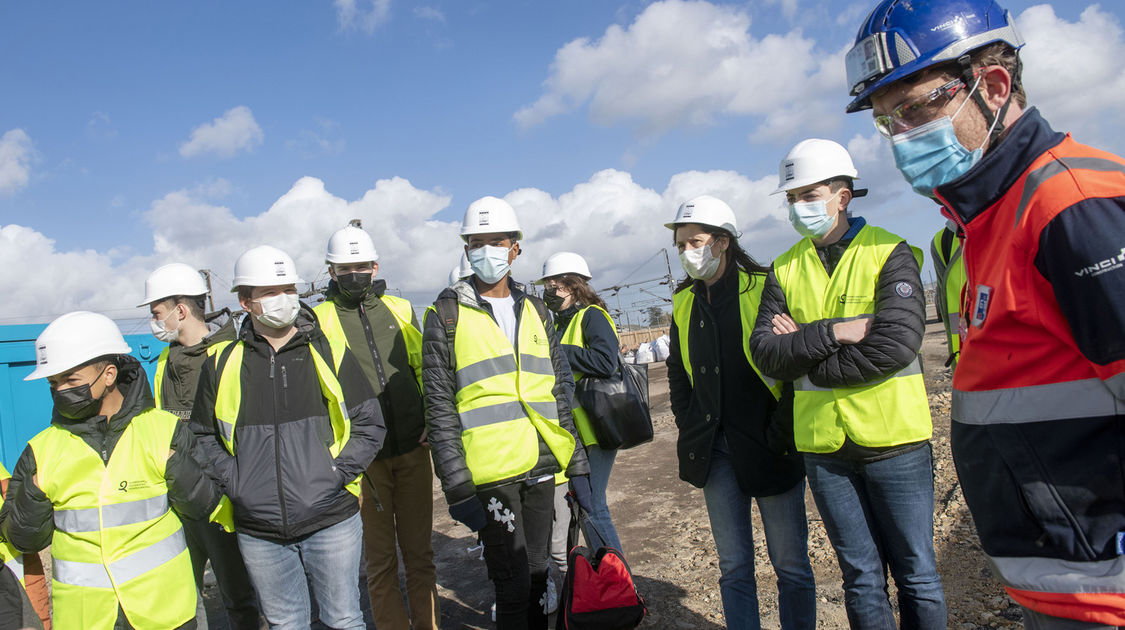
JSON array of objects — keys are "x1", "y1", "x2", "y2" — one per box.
[{"x1": 971, "y1": 285, "x2": 992, "y2": 328}]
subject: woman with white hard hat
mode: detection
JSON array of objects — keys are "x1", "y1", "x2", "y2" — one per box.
[
  {"x1": 665, "y1": 195, "x2": 815, "y2": 629},
  {"x1": 536, "y1": 252, "x2": 624, "y2": 597}
]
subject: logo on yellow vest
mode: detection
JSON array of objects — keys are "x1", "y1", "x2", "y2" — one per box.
[
  {"x1": 119, "y1": 480, "x2": 151, "y2": 493},
  {"x1": 530, "y1": 333, "x2": 548, "y2": 346}
]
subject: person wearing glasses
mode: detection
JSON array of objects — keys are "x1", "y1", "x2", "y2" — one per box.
[
  {"x1": 749, "y1": 140, "x2": 943, "y2": 629},
  {"x1": 845, "y1": 1, "x2": 1125, "y2": 627}
]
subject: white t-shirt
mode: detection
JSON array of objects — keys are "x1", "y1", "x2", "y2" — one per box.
[{"x1": 482, "y1": 294, "x2": 518, "y2": 345}]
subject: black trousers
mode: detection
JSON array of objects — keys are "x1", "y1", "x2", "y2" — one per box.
[
  {"x1": 478, "y1": 478, "x2": 555, "y2": 630},
  {"x1": 182, "y1": 516, "x2": 260, "y2": 629}
]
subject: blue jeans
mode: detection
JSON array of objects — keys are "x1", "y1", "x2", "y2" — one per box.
[
  {"x1": 238, "y1": 512, "x2": 364, "y2": 630},
  {"x1": 704, "y1": 432, "x2": 816, "y2": 630},
  {"x1": 581, "y1": 444, "x2": 624, "y2": 552},
  {"x1": 805, "y1": 444, "x2": 946, "y2": 630}
]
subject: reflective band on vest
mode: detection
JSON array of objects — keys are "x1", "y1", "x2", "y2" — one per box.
[
  {"x1": 430, "y1": 298, "x2": 576, "y2": 486},
  {"x1": 671, "y1": 269, "x2": 781, "y2": 400},
  {"x1": 210, "y1": 336, "x2": 362, "y2": 498},
  {"x1": 55, "y1": 494, "x2": 169, "y2": 533},
  {"x1": 561, "y1": 305, "x2": 619, "y2": 446},
  {"x1": 314, "y1": 295, "x2": 424, "y2": 390},
  {"x1": 28, "y1": 409, "x2": 196, "y2": 630},
  {"x1": 773, "y1": 224, "x2": 932, "y2": 453},
  {"x1": 4, "y1": 556, "x2": 22, "y2": 583}
]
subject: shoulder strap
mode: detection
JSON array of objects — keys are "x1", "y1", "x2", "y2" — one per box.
[
  {"x1": 527, "y1": 295, "x2": 551, "y2": 330},
  {"x1": 435, "y1": 296, "x2": 459, "y2": 370},
  {"x1": 212, "y1": 340, "x2": 239, "y2": 372}
]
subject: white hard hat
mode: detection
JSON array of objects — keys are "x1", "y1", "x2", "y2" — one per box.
[
  {"x1": 537, "y1": 252, "x2": 592, "y2": 284},
  {"x1": 448, "y1": 252, "x2": 472, "y2": 286},
  {"x1": 664, "y1": 195, "x2": 739, "y2": 236},
  {"x1": 325, "y1": 225, "x2": 379, "y2": 264},
  {"x1": 231, "y1": 245, "x2": 305, "y2": 292},
  {"x1": 137, "y1": 263, "x2": 209, "y2": 307},
  {"x1": 26, "y1": 311, "x2": 132, "y2": 381},
  {"x1": 772, "y1": 138, "x2": 865, "y2": 195},
  {"x1": 460, "y1": 196, "x2": 522, "y2": 242}
]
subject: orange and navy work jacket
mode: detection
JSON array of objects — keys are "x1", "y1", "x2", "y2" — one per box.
[{"x1": 935, "y1": 108, "x2": 1125, "y2": 625}]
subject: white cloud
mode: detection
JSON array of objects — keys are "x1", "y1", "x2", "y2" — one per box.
[
  {"x1": 514, "y1": 0, "x2": 843, "y2": 141},
  {"x1": 0, "y1": 129, "x2": 34, "y2": 194},
  {"x1": 1017, "y1": 4, "x2": 1125, "y2": 138},
  {"x1": 336, "y1": 0, "x2": 392, "y2": 34},
  {"x1": 179, "y1": 106, "x2": 264, "y2": 159},
  {"x1": 414, "y1": 6, "x2": 444, "y2": 23}
]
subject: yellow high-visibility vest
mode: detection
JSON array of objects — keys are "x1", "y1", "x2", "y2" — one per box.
[
  {"x1": 560, "y1": 304, "x2": 619, "y2": 447},
  {"x1": 429, "y1": 298, "x2": 576, "y2": 486},
  {"x1": 931, "y1": 227, "x2": 965, "y2": 369},
  {"x1": 210, "y1": 335, "x2": 362, "y2": 498},
  {"x1": 28, "y1": 409, "x2": 196, "y2": 630},
  {"x1": 313, "y1": 294, "x2": 423, "y2": 390},
  {"x1": 153, "y1": 343, "x2": 225, "y2": 412},
  {"x1": 672, "y1": 269, "x2": 782, "y2": 400},
  {"x1": 773, "y1": 224, "x2": 932, "y2": 453}
]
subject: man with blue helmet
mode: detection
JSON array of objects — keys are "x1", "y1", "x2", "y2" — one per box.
[{"x1": 847, "y1": 1, "x2": 1125, "y2": 627}]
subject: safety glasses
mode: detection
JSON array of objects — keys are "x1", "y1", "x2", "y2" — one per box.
[{"x1": 873, "y1": 77, "x2": 967, "y2": 138}]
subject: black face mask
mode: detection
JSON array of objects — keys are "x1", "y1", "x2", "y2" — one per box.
[
  {"x1": 51, "y1": 367, "x2": 108, "y2": 420},
  {"x1": 543, "y1": 288, "x2": 566, "y2": 312},
  {"x1": 337, "y1": 272, "x2": 374, "y2": 300}
]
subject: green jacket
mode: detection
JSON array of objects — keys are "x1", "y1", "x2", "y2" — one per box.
[
  {"x1": 155, "y1": 309, "x2": 237, "y2": 419},
  {"x1": 319, "y1": 281, "x2": 425, "y2": 459}
]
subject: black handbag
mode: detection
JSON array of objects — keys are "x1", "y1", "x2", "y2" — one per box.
[{"x1": 574, "y1": 358, "x2": 652, "y2": 450}]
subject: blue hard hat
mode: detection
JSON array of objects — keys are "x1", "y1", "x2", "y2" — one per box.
[{"x1": 845, "y1": 0, "x2": 1023, "y2": 113}]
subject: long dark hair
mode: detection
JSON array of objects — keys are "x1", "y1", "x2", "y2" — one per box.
[
  {"x1": 555, "y1": 273, "x2": 607, "y2": 310},
  {"x1": 672, "y1": 225, "x2": 768, "y2": 294}
]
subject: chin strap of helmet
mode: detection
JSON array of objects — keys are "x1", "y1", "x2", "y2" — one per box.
[{"x1": 958, "y1": 52, "x2": 1018, "y2": 147}]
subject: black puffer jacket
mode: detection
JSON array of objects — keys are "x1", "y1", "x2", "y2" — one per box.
[
  {"x1": 748, "y1": 218, "x2": 926, "y2": 388},
  {"x1": 190, "y1": 305, "x2": 385, "y2": 541},
  {"x1": 1, "y1": 356, "x2": 220, "y2": 553},
  {"x1": 422, "y1": 278, "x2": 590, "y2": 507}
]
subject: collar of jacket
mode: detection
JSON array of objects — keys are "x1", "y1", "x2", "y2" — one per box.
[
  {"x1": 553, "y1": 303, "x2": 582, "y2": 331},
  {"x1": 236, "y1": 302, "x2": 323, "y2": 355},
  {"x1": 169, "y1": 308, "x2": 237, "y2": 358},
  {"x1": 323, "y1": 278, "x2": 388, "y2": 309},
  {"x1": 50, "y1": 354, "x2": 155, "y2": 434},
  {"x1": 688, "y1": 257, "x2": 741, "y2": 300},
  {"x1": 937, "y1": 107, "x2": 1066, "y2": 225},
  {"x1": 440, "y1": 276, "x2": 528, "y2": 310}
]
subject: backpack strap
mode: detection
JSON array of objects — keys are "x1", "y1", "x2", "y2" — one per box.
[{"x1": 435, "y1": 296, "x2": 459, "y2": 371}]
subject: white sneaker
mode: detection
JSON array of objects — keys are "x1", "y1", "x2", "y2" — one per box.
[
  {"x1": 491, "y1": 602, "x2": 496, "y2": 622},
  {"x1": 546, "y1": 577, "x2": 559, "y2": 615}
]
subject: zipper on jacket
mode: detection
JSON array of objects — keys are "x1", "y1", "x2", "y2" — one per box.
[
  {"x1": 358, "y1": 303, "x2": 388, "y2": 389},
  {"x1": 281, "y1": 365, "x2": 289, "y2": 408},
  {"x1": 270, "y1": 348, "x2": 289, "y2": 536}
]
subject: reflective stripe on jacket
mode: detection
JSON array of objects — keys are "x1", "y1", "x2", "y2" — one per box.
[
  {"x1": 433, "y1": 298, "x2": 577, "y2": 487},
  {"x1": 28, "y1": 409, "x2": 195, "y2": 630},
  {"x1": 773, "y1": 223, "x2": 931, "y2": 452},
  {"x1": 672, "y1": 269, "x2": 781, "y2": 400},
  {"x1": 560, "y1": 304, "x2": 619, "y2": 447},
  {"x1": 937, "y1": 126, "x2": 1125, "y2": 623}
]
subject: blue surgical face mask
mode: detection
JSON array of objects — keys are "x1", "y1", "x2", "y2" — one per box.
[
  {"x1": 788, "y1": 191, "x2": 840, "y2": 239},
  {"x1": 468, "y1": 245, "x2": 512, "y2": 284},
  {"x1": 890, "y1": 78, "x2": 995, "y2": 198}
]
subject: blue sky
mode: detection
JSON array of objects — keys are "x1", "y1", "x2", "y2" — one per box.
[{"x1": 2, "y1": 0, "x2": 1123, "y2": 327}]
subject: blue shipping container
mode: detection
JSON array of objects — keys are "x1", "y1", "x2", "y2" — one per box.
[{"x1": 0, "y1": 323, "x2": 165, "y2": 470}]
